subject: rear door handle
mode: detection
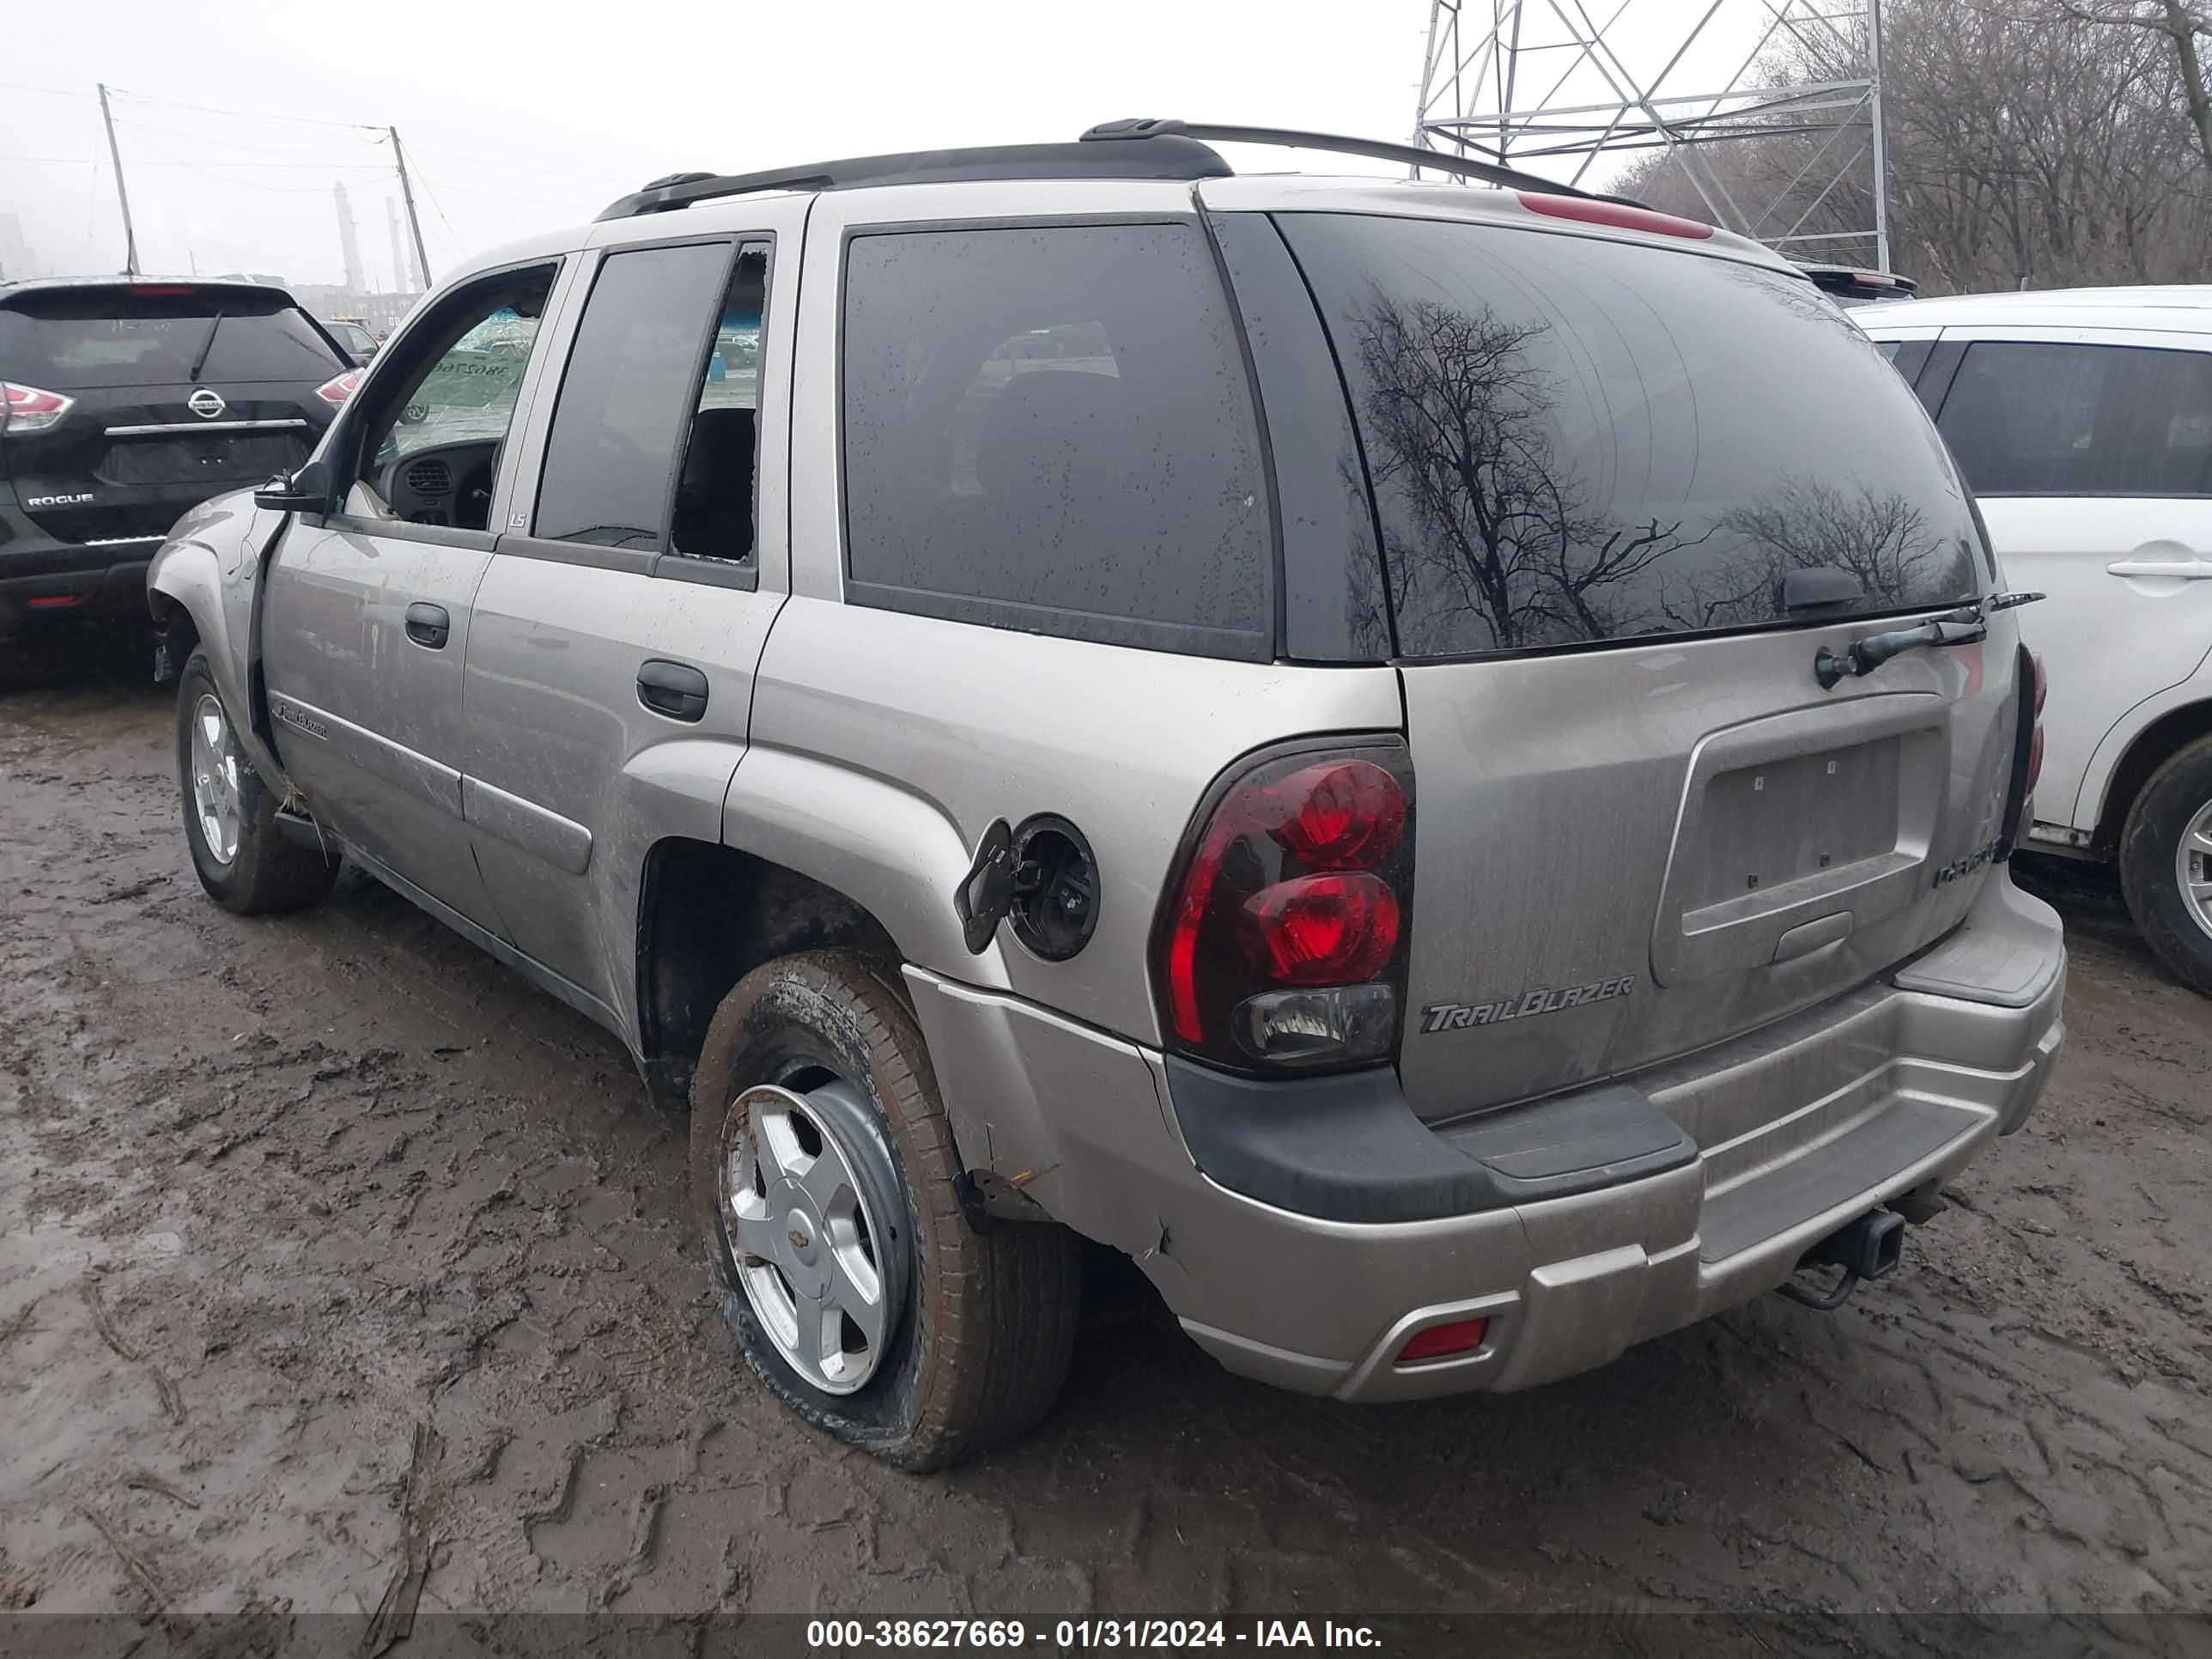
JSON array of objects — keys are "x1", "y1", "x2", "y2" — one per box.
[
  {"x1": 404, "y1": 602, "x2": 451, "y2": 648},
  {"x1": 637, "y1": 659, "x2": 708, "y2": 722},
  {"x1": 2107, "y1": 557, "x2": 2212, "y2": 579}
]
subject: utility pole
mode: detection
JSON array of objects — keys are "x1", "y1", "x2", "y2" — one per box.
[
  {"x1": 387, "y1": 126, "x2": 431, "y2": 289},
  {"x1": 96, "y1": 83, "x2": 139, "y2": 276},
  {"x1": 1868, "y1": 0, "x2": 1892, "y2": 272}
]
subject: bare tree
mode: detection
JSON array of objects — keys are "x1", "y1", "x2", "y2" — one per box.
[
  {"x1": 2063, "y1": 1, "x2": 2212, "y2": 173},
  {"x1": 1615, "y1": 0, "x2": 2212, "y2": 293}
]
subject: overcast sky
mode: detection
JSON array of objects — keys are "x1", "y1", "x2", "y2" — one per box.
[{"x1": 3, "y1": 0, "x2": 1768, "y2": 290}]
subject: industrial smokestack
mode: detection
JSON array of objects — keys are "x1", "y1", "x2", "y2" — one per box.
[
  {"x1": 334, "y1": 181, "x2": 366, "y2": 294},
  {"x1": 386, "y1": 197, "x2": 410, "y2": 294}
]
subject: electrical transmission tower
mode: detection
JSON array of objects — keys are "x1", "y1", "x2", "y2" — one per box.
[{"x1": 1413, "y1": 0, "x2": 1890, "y2": 270}]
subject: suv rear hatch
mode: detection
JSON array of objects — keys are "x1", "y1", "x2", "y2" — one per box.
[
  {"x1": 1273, "y1": 210, "x2": 2015, "y2": 1118},
  {"x1": 0, "y1": 282, "x2": 345, "y2": 545}
]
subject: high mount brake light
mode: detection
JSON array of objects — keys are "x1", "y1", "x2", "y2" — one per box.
[
  {"x1": 2, "y1": 381, "x2": 74, "y2": 434},
  {"x1": 1153, "y1": 738, "x2": 1415, "y2": 1073},
  {"x1": 315, "y1": 368, "x2": 363, "y2": 407},
  {"x1": 1515, "y1": 191, "x2": 1714, "y2": 240}
]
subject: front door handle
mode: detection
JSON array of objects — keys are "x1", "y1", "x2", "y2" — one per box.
[
  {"x1": 637, "y1": 659, "x2": 708, "y2": 722},
  {"x1": 404, "y1": 602, "x2": 451, "y2": 648},
  {"x1": 2107, "y1": 556, "x2": 2212, "y2": 580}
]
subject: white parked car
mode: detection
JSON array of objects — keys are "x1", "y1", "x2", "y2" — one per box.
[{"x1": 1860, "y1": 288, "x2": 2212, "y2": 993}]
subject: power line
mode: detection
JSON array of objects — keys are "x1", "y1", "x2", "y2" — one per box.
[
  {"x1": 407, "y1": 167, "x2": 600, "y2": 211},
  {"x1": 0, "y1": 79, "x2": 94, "y2": 99},
  {"x1": 112, "y1": 113, "x2": 387, "y2": 161},
  {"x1": 410, "y1": 145, "x2": 635, "y2": 187},
  {"x1": 404, "y1": 160, "x2": 464, "y2": 258},
  {"x1": 104, "y1": 84, "x2": 382, "y2": 133},
  {"x1": 115, "y1": 126, "x2": 392, "y2": 193},
  {"x1": 24, "y1": 137, "x2": 392, "y2": 171}
]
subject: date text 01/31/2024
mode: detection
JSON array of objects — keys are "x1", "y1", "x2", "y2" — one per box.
[{"x1": 805, "y1": 1620, "x2": 1382, "y2": 1650}]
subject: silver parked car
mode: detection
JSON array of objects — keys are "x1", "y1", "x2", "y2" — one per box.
[{"x1": 146, "y1": 121, "x2": 2065, "y2": 1469}]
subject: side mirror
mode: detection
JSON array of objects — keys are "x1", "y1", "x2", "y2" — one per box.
[{"x1": 255, "y1": 459, "x2": 333, "y2": 513}]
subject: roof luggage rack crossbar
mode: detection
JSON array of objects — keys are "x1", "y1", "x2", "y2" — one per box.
[{"x1": 1080, "y1": 118, "x2": 1640, "y2": 205}]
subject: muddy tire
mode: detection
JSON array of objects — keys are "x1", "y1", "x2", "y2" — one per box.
[
  {"x1": 175, "y1": 650, "x2": 337, "y2": 915},
  {"x1": 2119, "y1": 734, "x2": 2212, "y2": 997},
  {"x1": 688, "y1": 949, "x2": 1081, "y2": 1470}
]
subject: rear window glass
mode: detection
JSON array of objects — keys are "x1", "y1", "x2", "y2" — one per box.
[
  {"x1": 0, "y1": 289, "x2": 345, "y2": 389},
  {"x1": 1937, "y1": 341, "x2": 2212, "y2": 497},
  {"x1": 840, "y1": 223, "x2": 1272, "y2": 659},
  {"x1": 1276, "y1": 214, "x2": 1984, "y2": 659}
]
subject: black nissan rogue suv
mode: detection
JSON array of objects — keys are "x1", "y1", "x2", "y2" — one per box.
[{"x1": 0, "y1": 277, "x2": 354, "y2": 644}]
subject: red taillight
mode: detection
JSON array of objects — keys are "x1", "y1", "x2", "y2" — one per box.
[
  {"x1": 2025, "y1": 651, "x2": 2047, "y2": 796},
  {"x1": 1397, "y1": 1317, "x2": 1489, "y2": 1364},
  {"x1": 128, "y1": 284, "x2": 195, "y2": 296},
  {"x1": 1999, "y1": 644, "x2": 2046, "y2": 856},
  {"x1": 27, "y1": 593, "x2": 81, "y2": 609},
  {"x1": 1274, "y1": 759, "x2": 1407, "y2": 867},
  {"x1": 3, "y1": 380, "x2": 75, "y2": 434},
  {"x1": 1515, "y1": 191, "x2": 1715, "y2": 240},
  {"x1": 315, "y1": 368, "x2": 363, "y2": 407},
  {"x1": 1238, "y1": 873, "x2": 1401, "y2": 985},
  {"x1": 1154, "y1": 738, "x2": 1415, "y2": 1072}
]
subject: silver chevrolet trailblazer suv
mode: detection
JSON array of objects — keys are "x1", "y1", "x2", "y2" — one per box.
[{"x1": 148, "y1": 121, "x2": 2067, "y2": 1469}]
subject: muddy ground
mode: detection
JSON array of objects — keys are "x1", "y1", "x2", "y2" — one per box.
[{"x1": 1, "y1": 655, "x2": 2207, "y2": 1650}]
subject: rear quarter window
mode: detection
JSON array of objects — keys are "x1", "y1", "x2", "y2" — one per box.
[
  {"x1": 1936, "y1": 340, "x2": 2212, "y2": 497},
  {"x1": 839, "y1": 222, "x2": 1273, "y2": 659},
  {"x1": 1275, "y1": 213, "x2": 1984, "y2": 659}
]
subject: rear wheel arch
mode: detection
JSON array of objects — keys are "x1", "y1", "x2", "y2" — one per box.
[
  {"x1": 634, "y1": 837, "x2": 898, "y2": 1109},
  {"x1": 2092, "y1": 700, "x2": 2212, "y2": 854},
  {"x1": 2118, "y1": 732, "x2": 2212, "y2": 996}
]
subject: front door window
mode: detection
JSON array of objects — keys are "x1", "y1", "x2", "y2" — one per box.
[{"x1": 349, "y1": 265, "x2": 555, "y2": 532}]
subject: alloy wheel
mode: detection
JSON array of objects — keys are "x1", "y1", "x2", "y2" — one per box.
[
  {"x1": 2176, "y1": 797, "x2": 2212, "y2": 944},
  {"x1": 717, "y1": 1079, "x2": 907, "y2": 1395},
  {"x1": 189, "y1": 693, "x2": 244, "y2": 866}
]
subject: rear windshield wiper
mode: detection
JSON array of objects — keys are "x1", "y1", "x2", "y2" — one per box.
[
  {"x1": 185, "y1": 311, "x2": 225, "y2": 382},
  {"x1": 1815, "y1": 591, "x2": 2043, "y2": 690}
]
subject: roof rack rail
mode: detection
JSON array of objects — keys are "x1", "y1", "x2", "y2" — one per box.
[
  {"x1": 1079, "y1": 118, "x2": 1641, "y2": 206},
  {"x1": 597, "y1": 118, "x2": 1648, "y2": 223},
  {"x1": 598, "y1": 136, "x2": 1232, "y2": 220}
]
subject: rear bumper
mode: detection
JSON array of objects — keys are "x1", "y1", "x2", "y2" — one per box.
[
  {"x1": 907, "y1": 866, "x2": 2065, "y2": 1404},
  {"x1": 0, "y1": 507, "x2": 161, "y2": 634}
]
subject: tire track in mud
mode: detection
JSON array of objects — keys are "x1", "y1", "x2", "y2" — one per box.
[{"x1": 0, "y1": 676, "x2": 2207, "y2": 1643}]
